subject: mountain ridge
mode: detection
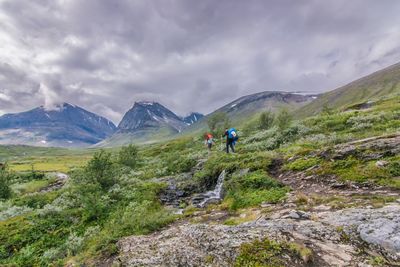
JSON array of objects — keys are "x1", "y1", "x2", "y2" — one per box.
[
  {"x1": 297, "y1": 61, "x2": 400, "y2": 117},
  {"x1": 0, "y1": 102, "x2": 116, "y2": 147}
]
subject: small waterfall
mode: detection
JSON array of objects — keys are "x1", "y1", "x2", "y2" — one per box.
[{"x1": 194, "y1": 170, "x2": 226, "y2": 208}]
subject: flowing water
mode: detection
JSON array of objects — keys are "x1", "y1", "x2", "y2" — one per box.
[{"x1": 196, "y1": 170, "x2": 226, "y2": 208}]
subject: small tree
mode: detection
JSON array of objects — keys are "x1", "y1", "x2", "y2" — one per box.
[
  {"x1": 258, "y1": 111, "x2": 275, "y2": 130},
  {"x1": 0, "y1": 167, "x2": 12, "y2": 200},
  {"x1": 85, "y1": 150, "x2": 114, "y2": 190},
  {"x1": 322, "y1": 104, "x2": 333, "y2": 115},
  {"x1": 276, "y1": 108, "x2": 292, "y2": 130},
  {"x1": 207, "y1": 112, "x2": 230, "y2": 136},
  {"x1": 118, "y1": 144, "x2": 139, "y2": 168}
]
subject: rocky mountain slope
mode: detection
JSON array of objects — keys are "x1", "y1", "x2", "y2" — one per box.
[
  {"x1": 183, "y1": 112, "x2": 204, "y2": 125},
  {"x1": 185, "y1": 91, "x2": 317, "y2": 135},
  {"x1": 0, "y1": 103, "x2": 116, "y2": 147},
  {"x1": 98, "y1": 92, "x2": 313, "y2": 146},
  {"x1": 99, "y1": 101, "x2": 194, "y2": 146},
  {"x1": 297, "y1": 61, "x2": 400, "y2": 117},
  {"x1": 214, "y1": 91, "x2": 316, "y2": 119}
]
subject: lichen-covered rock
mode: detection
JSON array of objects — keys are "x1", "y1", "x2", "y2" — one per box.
[
  {"x1": 326, "y1": 134, "x2": 400, "y2": 160},
  {"x1": 116, "y1": 204, "x2": 400, "y2": 266},
  {"x1": 319, "y1": 205, "x2": 400, "y2": 259}
]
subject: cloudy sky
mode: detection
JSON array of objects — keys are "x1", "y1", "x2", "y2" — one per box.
[{"x1": 1, "y1": 0, "x2": 400, "y2": 124}]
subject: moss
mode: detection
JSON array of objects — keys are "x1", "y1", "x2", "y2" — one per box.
[
  {"x1": 223, "y1": 170, "x2": 288, "y2": 210},
  {"x1": 205, "y1": 255, "x2": 215, "y2": 264},
  {"x1": 235, "y1": 238, "x2": 313, "y2": 267},
  {"x1": 368, "y1": 256, "x2": 388, "y2": 266},
  {"x1": 226, "y1": 188, "x2": 288, "y2": 211},
  {"x1": 336, "y1": 226, "x2": 351, "y2": 242},
  {"x1": 295, "y1": 193, "x2": 309, "y2": 206},
  {"x1": 284, "y1": 157, "x2": 321, "y2": 171},
  {"x1": 223, "y1": 211, "x2": 259, "y2": 226}
]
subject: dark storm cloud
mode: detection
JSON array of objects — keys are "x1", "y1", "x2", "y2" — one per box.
[{"x1": 0, "y1": 0, "x2": 400, "y2": 123}]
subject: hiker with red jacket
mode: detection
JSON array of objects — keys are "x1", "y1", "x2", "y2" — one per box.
[
  {"x1": 223, "y1": 128, "x2": 238, "y2": 153},
  {"x1": 204, "y1": 133, "x2": 215, "y2": 151}
]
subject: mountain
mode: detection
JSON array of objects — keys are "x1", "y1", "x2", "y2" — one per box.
[
  {"x1": 99, "y1": 101, "x2": 188, "y2": 146},
  {"x1": 183, "y1": 112, "x2": 204, "y2": 125},
  {"x1": 297, "y1": 62, "x2": 400, "y2": 118},
  {"x1": 212, "y1": 91, "x2": 317, "y2": 121},
  {"x1": 0, "y1": 103, "x2": 116, "y2": 147},
  {"x1": 184, "y1": 91, "x2": 317, "y2": 134},
  {"x1": 100, "y1": 92, "x2": 315, "y2": 146}
]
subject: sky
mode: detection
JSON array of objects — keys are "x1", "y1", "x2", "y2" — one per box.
[{"x1": 1, "y1": 0, "x2": 400, "y2": 124}]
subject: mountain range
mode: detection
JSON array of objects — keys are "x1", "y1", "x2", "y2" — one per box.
[
  {"x1": 0, "y1": 103, "x2": 116, "y2": 147},
  {"x1": 1, "y1": 61, "x2": 399, "y2": 147},
  {"x1": 98, "y1": 102, "x2": 190, "y2": 146}
]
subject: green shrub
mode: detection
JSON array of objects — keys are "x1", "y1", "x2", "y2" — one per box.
[
  {"x1": 207, "y1": 112, "x2": 230, "y2": 136},
  {"x1": 284, "y1": 157, "x2": 321, "y2": 171},
  {"x1": 388, "y1": 162, "x2": 400, "y2": 176},
  {"x1": 118, "y1": 144, "x2": 139, "y2": 168},
  {"x1": 165, "y1": 154, "x2": 197, "y2": 174},
  {"x1": 275, "y1": 109, "x2": 292, "y2": 130},
  {"x1": 12, "y1": 191, "x2": 58, "y2": 209},
  {"x1": 17, "y1": 170, "x2": 45, "y2": 182},
  {"x1": 84, "y1": 150, "x2": 115, "y2": 190},
  {"x1": 227, "y1": 188, "x2": 288, "y2": 210},
  {"x1": 235, "y1": 238, "x2": 312, "y2": 267},
  {"x1": 259, "y1": 111, "x2": 275, "y2": 130},
  {"x1": 231, "y1": 170, "x2": 281, "y2": 190},
  {"x1": 0, "y1": 170, "x2": 12, "y2": 200}
]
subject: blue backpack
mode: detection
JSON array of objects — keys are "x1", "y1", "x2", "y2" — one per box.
[{"x1": 228, "y1": 128, "x2": 239, "y2": 140}]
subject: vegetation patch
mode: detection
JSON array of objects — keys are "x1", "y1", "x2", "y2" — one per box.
[
  {"x1": 235, "y1": 238, "x2": 312, "y2": 267},
  {"x1": 284, "y1": 157, "x2": 321, "y2": 172},
  {"x1": 224, "y1": 171, "x2": 289, "y2": 210}
]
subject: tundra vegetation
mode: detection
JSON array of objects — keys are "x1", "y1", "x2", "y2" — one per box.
[{"x1": 0, "y1": 95, "x2": 399, "y2": 265}]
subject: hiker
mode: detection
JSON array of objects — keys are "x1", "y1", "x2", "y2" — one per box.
[
  {"x1": 223, "y1": 128, "x2": 238, "y2": 153},
  {"x1": 204, "y1": 133, "x2": 215, "y2": 151}
]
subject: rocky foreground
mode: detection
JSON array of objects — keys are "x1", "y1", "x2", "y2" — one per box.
[{"x1": 113, "y1": 198, "x2": 400, "y2": 266}]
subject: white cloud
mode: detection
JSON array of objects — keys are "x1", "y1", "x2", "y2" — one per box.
[
  {"x1": 0, "y1": 0, "x2": 399, "y2": 123},
  {"x1": 39, "y1": 83, "x2": 62, "y2": 110}
]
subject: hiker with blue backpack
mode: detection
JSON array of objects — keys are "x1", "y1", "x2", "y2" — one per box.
[{"x1": 223, "y1": 128, "x2": 238, "y2": 153}]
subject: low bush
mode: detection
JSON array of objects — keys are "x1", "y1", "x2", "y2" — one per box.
[
  {"x1": 118, "y1": 144, "x2": 139, "y2": 168},
  {"x1": 224, "y1": 170, "x2": 288, "y2": 210},
  {"x1": 0, "y1": 170, "x2": 12, "y2": 200},
  {"x1": 284, "y1": 157, "x2": 321, "y2": 171}
]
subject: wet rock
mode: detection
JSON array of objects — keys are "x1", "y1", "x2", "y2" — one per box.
[
  {"x1": 192, "y1": 171, "x2": 226, "y2": 208},
  {"x1": 285, "y1": 210, "x2": 311, "y2": 220},
  {"x1": 375, "y1": 160, "x2": 389, "y2": 168},
  {"x1": 331, "y1": 182, "x2": 348, "y2": 189},
  {"x1": 260, "y1": 202, "x2": 274, "y2": 208},
  {"x1": 238, "y1": 168, "x2": 250, "y2": 176},
  {"x1": 39, "y1": 173, "x2": 69, "y2": 193}
]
